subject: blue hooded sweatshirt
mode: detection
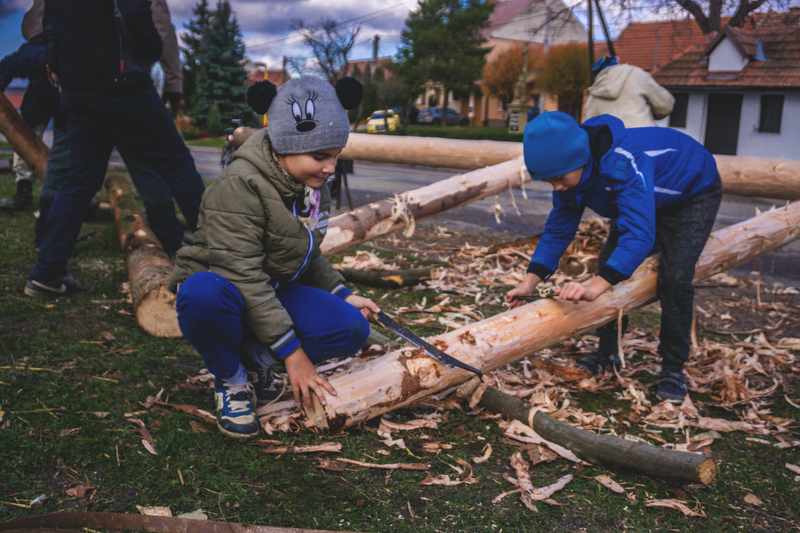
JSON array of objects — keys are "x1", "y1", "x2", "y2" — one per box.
[{"x1": 528, "y1": 114, "x2": 719, "y2": 285}]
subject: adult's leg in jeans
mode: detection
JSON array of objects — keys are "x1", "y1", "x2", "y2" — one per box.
[
  {"x1": 29, "y1": 103, "x2": 114, "y2": 281},
  {"x1": 116, "y1": 146, "x2": 184, "y2": 254},
  {"x1": 594, "y1": 224, "x2": 629, "y2": 354},
  {"x1": 655, "y1": 180, "x2": 722, "y2": 372},
  {"x1": 103, "y1": 85, "x2": 204, "y2": 229},
  {"x1": 176, "y1": 272, "x2": 249, "y2": 385},
  {"x1": 36, "y1": 126, "x2": 71, "y2": 247}
]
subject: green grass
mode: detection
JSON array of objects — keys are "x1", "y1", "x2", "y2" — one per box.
[
  {"x1": 185, "y1": 138, "x2": 226, "y2": 148},
  {"x1": 389, "y1": 125, "x2": 524, "y2": 143},
  {"x1": 1, "y1": 170, "x2": 798, "y2": 532}
]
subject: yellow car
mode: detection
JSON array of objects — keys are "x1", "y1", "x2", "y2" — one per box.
[{"x1": 366, "y1": 110, "x2": 400, "y2": 133}]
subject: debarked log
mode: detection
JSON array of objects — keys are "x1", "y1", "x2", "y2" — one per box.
[
  {"x1": 0, "y1": 92, "x2": 49, "y2": 179},
  {"x1": 230, "y1": 128, "x2": 800, "y2": 200},
  {"x1": 322, "y1": 157, "x2": 529, "y2": 256},
  {"x1": 105, "y1": 172, "x2": 181, "y2": 337},
  {"x1": 306, "y1": 202, "x2": 800, "y2": 432},
  {"x1": 477, "y1": 386, "x2": 716, "y2": 485},
  {"x1": 332, "y1": 265, "x2": 434, "y2": 288}
]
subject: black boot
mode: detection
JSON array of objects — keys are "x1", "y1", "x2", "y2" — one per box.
[{"x1": 0, "y1": 180, "x2": 34, "y2": 212}]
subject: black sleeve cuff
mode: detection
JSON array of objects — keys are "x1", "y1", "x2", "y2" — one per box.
[
  {"x1": 527, "y1": 262, "x2": 553, "y2": 280},
  {"x1": 598, "y1": 265, "x2": 629, "y2": 286}
]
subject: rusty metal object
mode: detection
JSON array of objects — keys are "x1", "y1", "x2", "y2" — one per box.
[{"x1": 0, "y1": 512, "x2": 361, "y2": 533}]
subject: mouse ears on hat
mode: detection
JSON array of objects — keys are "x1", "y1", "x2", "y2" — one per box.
[{"x1": 247, "y1": 76, "x2": 364, "y2": 115}]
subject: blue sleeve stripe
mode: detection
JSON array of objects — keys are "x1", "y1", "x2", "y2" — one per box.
[
  {"x1": 644, "y1": 148, "x2": 677, "y2": 157},
  {"x1": 654, "y1": 186, "x2": 681, "y2": 196}
]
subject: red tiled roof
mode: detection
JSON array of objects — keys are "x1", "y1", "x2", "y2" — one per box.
[
  {"x1": 482, "y1": 0, "x2": 537, "y2": 39},
  {"x1": 3, "y1": 92, "x2": 23, "y2": 109},
  {"x1": 246, "y1": 69, "x2": 290, "y2": 87},
  {"x1": 342, "y1": 57, "x2": 394, "y2": 78},
  {"x1": 652, "y1": 9, "x2": 800, "y2": 88},
  {"x1": 594, "y1": 14, "x2": 767, "y2": 71}
]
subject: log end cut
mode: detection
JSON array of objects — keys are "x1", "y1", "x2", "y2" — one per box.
[
  {"x1": 135, "y1": 285, "x2": 182, "y2": 337},
  {"x1": 696, "y1": 457, "x2": 718, "y2": 485}
]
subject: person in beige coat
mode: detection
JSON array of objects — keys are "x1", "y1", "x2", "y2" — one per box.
[{"x1": 584, "y1": 56, "x2": 675, "y2": 128}]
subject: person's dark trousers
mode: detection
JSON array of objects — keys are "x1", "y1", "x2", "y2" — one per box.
[
  {"x1": 595, "y1": 176, "x2": 723, "y2": 372},
  {"x1": 29, "y1": 84, "x2": 205, "y2": 282},
  {"x1": 144, "y1": 201, "x2": 184, "y2": 256},
  {"x1": 175, "y1": 272, "x2": 370, "y2": 383}
]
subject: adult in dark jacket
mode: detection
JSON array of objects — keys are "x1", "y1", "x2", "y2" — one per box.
[
  {"x1": 506, "y1": 112, "x2": 722, "y2": 402},
  {"x1": 0, "y1": 42, "x2": 57, "y2": 211},
  {"x1": 26, "y1": 0, "x2": 205, "y2": 297}
]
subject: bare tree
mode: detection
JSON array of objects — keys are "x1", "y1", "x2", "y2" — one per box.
[{"x1": 291, "y1": 17, "x2": 361, "y2": 84}]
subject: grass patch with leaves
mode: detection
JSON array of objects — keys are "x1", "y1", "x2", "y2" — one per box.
[{"x1": 1, "y1": 170, "x2": 798, "y2": 532}]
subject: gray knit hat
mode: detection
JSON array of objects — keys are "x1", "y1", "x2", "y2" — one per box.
[{"x1": 247, "y1": 75, "x2": 363, "y2": 155}]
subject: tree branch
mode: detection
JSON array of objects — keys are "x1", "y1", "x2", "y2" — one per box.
[{"x1": 728, "y1": 0, "x2": 769, "y2": 28}]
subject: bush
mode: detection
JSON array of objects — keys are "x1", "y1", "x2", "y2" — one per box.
[
  {"x1": 196, "y1": 130, "x2": 209, "y2": 139},
  {"x1": 180, "y1": 128, "x2": 199, "y2": 140},
  {"x1": 206, "y1": 103, "x2": 222, "y2": 136}
]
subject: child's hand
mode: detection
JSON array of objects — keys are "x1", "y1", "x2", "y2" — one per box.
[
  {"x1": 555, "y1": 277, "x2": 611, "y2": 304},
  {"x1": 345, "y1": 295, "x2": 380, "y2": 321},
  {"x1": 505, "y1": 272, "x2": 542, "y2": 309},
  {"x1": 284, "y1": 347, "x2": 337, "y2": 410}
]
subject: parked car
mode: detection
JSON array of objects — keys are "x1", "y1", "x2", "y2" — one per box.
[
  {"x1": 366, "y1": 110, "x2": 401, "y2": 133},
  {"x1": 417, "y1": 107, "x2": 469, "y2": 126}
]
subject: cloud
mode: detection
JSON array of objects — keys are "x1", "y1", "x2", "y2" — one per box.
[{"x1": 0, "y1": 0, "x2": 29, "y2": 19}]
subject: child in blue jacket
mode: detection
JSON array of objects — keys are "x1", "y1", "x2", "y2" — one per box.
[{"x1": 506, "y1": 111, "x2": 722, "y2": 401}]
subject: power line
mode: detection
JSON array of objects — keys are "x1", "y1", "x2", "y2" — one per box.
[{"x1": 246, "y1": 0, "x2": 415, "y2": 52}]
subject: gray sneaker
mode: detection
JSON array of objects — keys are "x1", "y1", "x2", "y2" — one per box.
[{"x1": 24, "y1": 274, "x2": 93, "y2": 298}]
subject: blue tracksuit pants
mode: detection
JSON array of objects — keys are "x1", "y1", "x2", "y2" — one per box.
[{"x1": 175, "y1": 271, "x2": 370, "y2": 384}]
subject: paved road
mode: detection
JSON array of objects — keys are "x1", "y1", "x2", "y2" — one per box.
[{"x1": 5, "y1": 131, "x2": 797, "y2": 278}]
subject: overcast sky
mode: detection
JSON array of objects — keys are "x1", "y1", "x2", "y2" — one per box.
[{"x1": 0, "y1": 0, "x2": 416, "y2": 74}]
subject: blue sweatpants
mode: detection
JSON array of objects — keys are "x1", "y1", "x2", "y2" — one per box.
[{"x1": 176, "y1": 272, "x2": 370, "y2": 384}]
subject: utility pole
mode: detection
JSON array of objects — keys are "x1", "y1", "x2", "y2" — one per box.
[
  {"x1": 282, "y1": 56, "x2": 287, "y2": 85},
  {"x1": 588, "y1": 0, "x2": 594, "y2": 81},
  {"x1": 538, "y1": 7, "x2": 551, "y2": 113},
  {"x1": 594, "y1": 0, "x2": 615, "y2": 57},
  {"x1": 372, "y1": 34, "x2": 380, "y2": 80}
]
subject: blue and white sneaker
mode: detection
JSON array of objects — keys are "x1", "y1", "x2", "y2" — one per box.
[
  {"x1": 656, "y1": 370, "x2": 687, "y2": 403},
  {"x1": 214, "y1": 380, "x2": 259, "y2": 438},
  {"x1": 24, "y1": 273, "x2": 93, "y2": 299},
  {"x1": 247, "y1": 368, "x2": 282, "y2": 406}
]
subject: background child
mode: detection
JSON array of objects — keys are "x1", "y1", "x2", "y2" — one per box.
[
  {"x1": 169, "y1": 76, "x2": 379, "y2": 438},
  {"x1": 506, "y1": 111, "x2": 722, "y2": 402}
]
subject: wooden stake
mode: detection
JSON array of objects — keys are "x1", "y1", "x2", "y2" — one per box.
[
  {"x1": 0, "y1": 92, "x2": 49, "y2": 179},
  {"x1": 332, "y1": 265, "x2": 434, "y2": 288},
  {"x1": 104, "y1": 172, "x2": 180, "y2": 337}
]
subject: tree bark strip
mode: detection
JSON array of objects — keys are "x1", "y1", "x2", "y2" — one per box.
[
  {"x1": 307, "y1": 202, "x2": 800, "y2": 432},
  {"x1": 0, "y1": 92, "x2": 49, "y2": 179},
  {"x1": 477, "y1": 386, "x2": 716, "y2": 485},
  {"x1": 105, "y1": 172, "x2": 181, "y2": 337},
  {"x1": 333, "y1": 265, "x2": 434, "y2": 288},
  {"x1": 231, "y1": 129, "x2": 800, "y2": 200},
  {"x1": 321, "y1": 157, "x2": 529, "y2": 256}
]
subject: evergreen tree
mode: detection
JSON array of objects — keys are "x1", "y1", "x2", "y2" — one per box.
[
  {"x1": 181, "y1": 0, "x2": 212, "y2": 114},
  {"x1": 191, "y1": 1, "x2": 256, "y2": 129},
  {"x1": 395, "y1": 0, "x2": 493, "y2": 126}
]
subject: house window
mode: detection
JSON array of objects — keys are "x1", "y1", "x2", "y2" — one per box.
[
  {"x1": 669, "y1": 93, "x2": 689, "y2": 127},
  {"x1": 759, "y1": 94, "x2": 784, "y2": 133}
]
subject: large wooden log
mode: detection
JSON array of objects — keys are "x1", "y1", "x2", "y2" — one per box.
[
  {"x1": 231, "y1": 128, "x2": 800, "y2": 200},
  {"x1": 321, "y1": 157, "x2": 529, "y2": 255},
  {"x1": 105, "y1": 172, "x2": 181, "y2": 337},
  {"x1": 307, "y1": 202, "x2": 800, "y2": 432},
  {"x1": 0, "y1": 92, "x2": 49, "y2": 179},
  {"x1": 477, "y1": 386, "x2": 716, "y2": 485}
]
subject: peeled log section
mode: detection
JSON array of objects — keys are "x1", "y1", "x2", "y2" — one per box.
[
  {"x1": 231, "y1": 128, "x2": 800, "y2": 200},
  {"x1": 333, "y1": 265, "x2": 434, "y2": 288},
  {"x1": 309, "y1": 202, "x2": 800, "y2": 432},
  {"x1": 477, "y1": 386, "x2": 716, "y2": 485},
  {"x1": 105, "y1": 172, "x2": 181, "y2": 337},
  {"x1": 0, "y1": 92, "x2": 49, "y2": 179},
  {"x1": 322, "y1": 157, "x2": 529, "y2": 255}
]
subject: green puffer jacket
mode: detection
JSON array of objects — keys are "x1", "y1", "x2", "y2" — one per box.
[{"x1": 168, "y1": 129, "x2": 347, "y2": 355}]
